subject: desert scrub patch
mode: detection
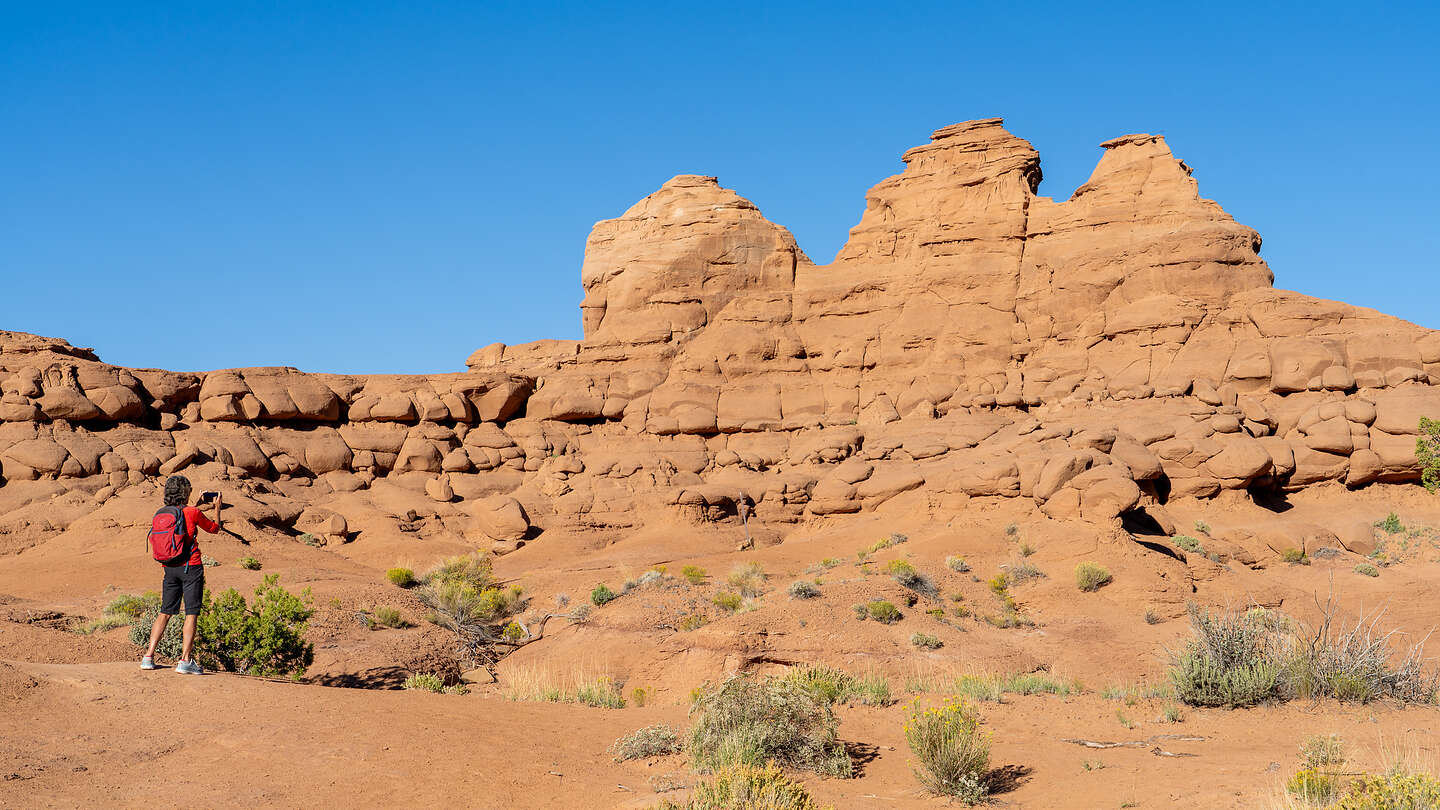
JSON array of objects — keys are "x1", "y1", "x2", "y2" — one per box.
[
  {"x1": 904, "y1": 697, "x2": 991, "y2": 803},
  {"x1": 1168, "y1": 604, "x2": 1283, "y2": 707},
  {"x1": 1172, "y1": 535, "x2": 1203, "y2": 553},
  {"x1": 1354, "y1": 563, "x2": 1381, "y2": 577},
  {"x1": 784, "y1": 665, "x2": 894, "y2": 707},
  {"x1": 1018, "y1": 542, "x2": 1035, "y2": 557},
  {"x1": 590, "y1": 583, "x2": 618, "y2": 606},
  {"x1": 201, "y1": 554, "x2": 220, "y2": 567},
  {"x1": 945, "y1": 555, "x2": 970, "y2": 573},
  {"x1": 867, "y1": 533, "x2": 908, "y2": 553},
  {"x1": 416, "y1": 553, "x2": 525, "y2": 665},
  {"x1": 884, "y1": 559, "x2": 924, "y2": 587},
  {"x1": 612, "y1": 724, "x2": 682, "y2": 761},
  {"x1": 1074, "y1": 562, "x2": 1112, "y2": 592},
  {"x1": 1000, "y1": 672, "x2": 1081, "y2": 696},
  {"x1": 1334, "y1": 765, "x2": 1440, "y2": 809},
  {"x1": 787, "y1": 580, "x2": 820, "y2": 599},
  {"x1": 1193, "y1": 520, "x2": 1211, "y2": 534},
  {"x1": 727, "y1": 562, "x2": 768, "y2": 597},
  {"x1": 712, "y1": 591, "x2": 744, "y2": 613},
  {"x1": 1375, "y1": 512, "x2": 1405, "y2": 534},
  {"x1": 660, "y1": 762, "x2": 831, "y2": 810},
  {"x1": 238, "y1": 556, "x2": 262, "y2": 570},
  {"x1": 576, "y1": 676, "x2": 626, "y2": 708},
  {"x1": 679, "y1": 613, "x2": 709, "y2": 631},
  {"x1": 1006, "y1": 560, "x2": 1045, "y2": 583},
  {"x1": 402, "y1": 672, "x2": 445, "y2": 693},
  {"x1": 688, "y1": 673, "x2": 852, "y2": 777},
  {"x1": 910, "y1": 632, "x2": 943, "y2": 650},
  {"x1": 370, "y1": 606, "x2": 408, "y2": 629},
  {"x1": 1281, "y1": 548, "x2": 1310, "y2": 565},
  {"x1": 682, "y1": 565, "x2": 707, "y2": 585},
  {"x1": 630, "y1": 686, "x2": 655, "y2": 707},
  {"x1": 137, "y1": 574, "x2": 314, "y2": 677},
  {"x1": 385, "y1": 567, "x2": 415, "y2": 587},
  {"x1": 865, "y1": 600, "x2": 901, "y2": 624}
]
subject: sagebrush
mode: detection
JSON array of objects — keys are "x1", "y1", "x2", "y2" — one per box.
[
  {"x1": 904, "y1": 697, "x2": 990, "y2": 804},
  {"x1": 688, "y1": 673, "x2": 852, "y2": 777}
]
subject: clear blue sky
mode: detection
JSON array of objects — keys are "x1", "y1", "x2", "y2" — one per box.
[{"x1": 2, "y1": 2, "x2": 1436, "y2": 374}]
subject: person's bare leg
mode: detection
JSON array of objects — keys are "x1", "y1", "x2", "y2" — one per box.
[
  {"x1": 145, "y1": 612, "x2": 173, "y2": 659},
  {"x1": 181, "y1": 614, "x2": 198, "y2": 662}
]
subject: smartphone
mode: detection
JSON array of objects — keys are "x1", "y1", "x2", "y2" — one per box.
[{"x1": 199, "y1": 491, "x2": 219, "y2": 503}]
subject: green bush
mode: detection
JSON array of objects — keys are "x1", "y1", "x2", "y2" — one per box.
[
  {"x1": 713, "y1": 591, "x2": 743, "y2": 612},
  {"x1": 105, "y1": 592, "x2": 153, "y2": 619},
  {"x1": 403, "y1": 673, "x2": 445, "y2": 693},
  {"x1": 612, "y1": 724, "x2": 682, "y2": 761},
  {"x1": 418, "y1": 554, "x2": 522, "y2": 638},
  {"x1": 885, "y1": 559, "x2": 924, "y2": 588},
  {"x1": 1281, "y1": 548, "x2": 1309, "y2": 564},
  {"x1": 682, "y1": 565, "x2": 708, "y2": 585},
  {"x1": 866, "y1": 601, "x2": 901, "y2": 624},
  {"x1": 370, "y1": 606, "x2": 407, "y2": 629},
  {"x1": 196, "y1": 574, "x2": 315, "y2": 677},
  {"x1": 662, "y1": 762, "x2": 829, "y2": 810},
  {"x1": 1172, "y1": 535, "x2": 1203, "y2": 553},
  {"x1": 1376, "y1": 512, "x2": 1405, "y2": 534},
  {"x1": 128, "y1": 594, "x2": 182, "y2": 659},
  {"x1": 688, "y1": 673, "x2": 851, "y2": 777},
  {"x1": 784, "y1": 665, "x2": 892, "y2": 707},
  {"x1": 727, "y1": 563, "x2": 768, "y2": 597},
  {"x1": 590, "y1": 583, "x2": 617, "y2": 606},
  {"x1": 576, "y1": 676, "x2": 626, "y2": 708},
  {"x1": 911, "y1": 633, "x2": 943, "y2": 650},
  {"x1": 1354, "y1": 563, "x2": 1380, "y2": 577},
  {"x1": 1335, "y1": 766, "x2": 1440, "y2": 809},
  {"x1": 1074, "y1": 562, "x2": 1112, "y2": 592},
  {"x1": 238, "y1": 557, "x2": 261, "y2": 570},
  {"x1": 1194, "y1": 520, "x2": 1211, "y2": 535},
  {"x1": 680, "y1": 614, "x2": 709, "y2": 631},
  {"x1": 1169, "y1": 605, "x2": 1282, "y2": 707},
  {"x1": 788, "y1": 580, "x2": 820, "y2": 599},
  {"x1": 1420, "y1": 417, "x2": 1440, "y2": 494},
  {"x1": 904, "y1": 697, "x2": 990, "y2": 803},
  {"x1": 386, "y1": 567, "x2": 415, "y2": 587},
  {"x1": 945, "y1": 555, "x2": 969, "y2": 573}
]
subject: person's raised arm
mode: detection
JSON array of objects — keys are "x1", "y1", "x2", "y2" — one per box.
[{"x1": 212, "y1": 492, "x2": 223, "y2": 532}]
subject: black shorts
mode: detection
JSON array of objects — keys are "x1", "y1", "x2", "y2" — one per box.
[{"x1": 160, "y1": 563, "x2": 205, "y2": 616}]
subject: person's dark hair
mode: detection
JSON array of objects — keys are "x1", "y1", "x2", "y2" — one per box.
[{"x1": 163, "y1": 475, "x2": 192, "y2": 507}]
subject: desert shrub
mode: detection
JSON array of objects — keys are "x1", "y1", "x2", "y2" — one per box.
[
  {"x1": 127, "y1": 594, "x2": 183, "y2": 659},
  {"x1": 1194, "y1": 520, "x2": 1211, "y2": 534},
  {"x1": 688, "y1": 673, "x2": 852, "y2": 777},
  {"x1": 1354, "y1": 563, "x2": 1381, "y2": 577},
  {"x1": 370, "y1": 606, "x2": 408, "y2": 629},
  {"x1": 501, "y1": 621, "x2": 525, "y2": 642},
  {"x1": 576, "y1": 676, "x2": 626, "y2": 708},
  {"x1": 868, "y1": 533, "x2": 908, "y2": 553},
  {"x1": 386, "y1": 567, "x2": 416, "y2": 587},
  {"x1": 416, "y1": 553, "x2": 524, "y2": 665},
  {"x1": 106, "y1": 592, "x2": 153, "y2": 619},
  {"x1": 1000, "y1": 672, "x2": 1079, "y2": 696},
  {"x1": 785, "y1": 666, "x2": 893, "y2": 707},
  {"x1": 238, "y1": 557, "x2": 261, "y2": 570},
  {"x1": 192, "y1": 574, "x2": 315, "y2": 677},
  {"x1": 1281, "y1": 548, "x2": 1310, "y2": 564},
  {"x1": 866, "y1": 601, "x2": 901, "y2": 624},
  {"x1": 1007, "y1": 561, "x2": 1045, "y2": 583},
  {"x1": 299, "y1": 533, "x2": 321, "y2": 547},
  {"x1": 904, "y1": 697, "x2": 990, "y2": 803},
  {"x1": 1145, "y1": 610, "x2": 1163, "y2": 625},
  {"x1": 1172, "y1": 535, "x2": 1203, "y2": 553},
  {"x1": 1420, "y1": 417, "x2": 1440, "y2": 494},
  {"x1": 1074, "y1": 562, "x2": 1112, "y2": 592},
  {"x1": 945, "y1": 555, "x2": 970, "y2": 573},
  {"x1": 885, "y1": 559, "x2": 923, "y2": 587},
  {"x1": 612, "y1": 724, "x2": 682, "y2": 761},
  {"x1": 1376, "y1": 512, "x2": 1405, "y2": 534},
  {"x1": 787, "y1": 580, "x2": 820, "y2": 600},
  {"x1": 201, "y1": 555, "x2": 220, "y2": 567},
  {"x1": 403, "y1": 673, "x2": 445, "y2": 693},
  {"x1": 727, "y1": 563, "x2": 768, "y2": 597},
  {"x1": 1285, "y1": 600, "x2": 1440, "y2": 704},
  {"x1": 639, "y1": 569, "x2": 665, "y2": 587},
  {"x1": 682, "y1": 565, "x2": 708, "y2": 585},
  {"x1": 590, "y1": 583, "x2": 617, "y2": 606},
  {"x1": 680, "y1": 614, "x2": 709, "y2": 631},
  {"x1": 713, "y1": 592, "x2": 744, "y2": 613},
  {"x1": 1004, "y1": 523, "x2": 1019, "y2": 538},
  {"x1": 568, "y1": 604, "x2": 592, "y2": 624},
  {"x1": 951, "y1": 675, "x2": 1003, "y2": 703},
  {"x1": 78, "y1": 613, "x2": 132, "y2": 635},
  {"x1": 911, "y1": 633, "x2": 943, "y2": 650},
  {"x1": 630, "y1": 686, "x2": 655, "y2": 706},
  {"x1": 1169, "y1": 605, "x2": 1282, "y2": 707},
  {"x1": 665, "y1": 762, "x2": 829, "y2": 810},
  {"x1": 1019, "y1": 542, "x2": 1035, "y2": 557},
  {"x1": 1335, "y1": 766, "x2": 1440, "y2": 809}
]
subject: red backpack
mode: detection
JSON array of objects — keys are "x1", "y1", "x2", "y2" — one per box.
[{"x1": 148, "y1": 506, "x2": 193, "y2": 564}]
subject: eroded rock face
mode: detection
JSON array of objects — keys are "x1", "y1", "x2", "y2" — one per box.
[{"x1": 2, "y1": 119, "x2": 1437, "y2": 535}]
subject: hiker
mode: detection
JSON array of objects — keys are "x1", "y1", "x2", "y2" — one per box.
[{"x1": 140, "y1": 475, "x2": 222, "y2": 674}]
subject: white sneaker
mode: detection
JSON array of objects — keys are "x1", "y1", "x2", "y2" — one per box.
[
  {"x1": 175, "y1": 660, "x2": 204, "y2": 675},
  {"x1": 140, "y1": 656, "x2": 157, "y2": 670}
]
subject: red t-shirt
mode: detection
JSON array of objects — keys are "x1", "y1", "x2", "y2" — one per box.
[{"x1": 179, "y1": 506, "x2": 220, "y2": 566}]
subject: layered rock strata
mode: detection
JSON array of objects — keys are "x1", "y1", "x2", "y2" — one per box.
[{"x1": 4, "y1": 119, "x2": 1438, "y2": 544}]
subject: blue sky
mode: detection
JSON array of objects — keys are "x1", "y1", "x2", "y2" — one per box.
[{"x1": 2, "y1": 2, "x2": 1436, "y2": 373}]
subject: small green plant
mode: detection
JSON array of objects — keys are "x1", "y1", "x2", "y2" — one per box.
[
  {"x1": 576, "y1": 676, "x2": 626, "y2": 708},
  {"x1": 904, "y1": 697, "x2": 990, "y2": 803},
  {"x1": 201, "y1": 554, "x2": 220, "y2": 567},
  {"x1": 612, "y1": 724, "x2": 682, "y2": 761},
  {"x1": 1419, "y1": 416, "x2": 1440, "y2": 493},
  {"x1": 783, "y1": 665, "x2": 892, "y2": 706},
  {"x1": 1172, "y1": 535, "x2": 1203, "y2": 553},
  {"x1": 299, "y1": 533, "x2": 321, "y2": 547},
  {"x1": 945, "y1": 555, "x2": 970, "y2": 573},
  {"x1": 631, "y1": 686, "x2": 655, "y2": 707},
  {"x1": 386, "y1": 567, "x2": 416, "y2": 587},
  {"x1": 1000, "y1": 672, "x2": 1081, "y2": 696},
  {"x1": 682, "y1": 565, "x2": 707, "y2": 585},
  {"x1": 402, "y1": 672, "x2": 445, "y2": 693},
  {"x1": 105, "y1": 593, "x2": 152, "y2": 619},
  {"x1": 238, "y1": 557, "x2": 261, "y2": 570},
  {"x1": 1168, "y1": 605, "x2": 1281, "y2": 708},
  {"x1": 679, "y1": 613, "x2": 709, "y2": 631},
  {"x1": 867, "y1": 533, "x2": 908, "y2": 553},
  {"x1": 1194, "y1": 520, "x2": 1211, "y2": 535},
  {"x1": 713, "y1": 591, "x2": 744, "y2": 612},
  {"x1": 1354, "y1": 563, "x2": 1380, "y2": 577},
  {"x1": 787, "y1": 580, "x2": 820, "y2": 599},
  {"x1": 1163, "y1": 704, "x2": 1184, "y2": 723},
  {"x1": 1074, "y1": 562, "x2": 1112, "y2": 592},
  {"x1": 1335, "y1": 765, "x2": 1440, "y2": 808},
  {"x1": 688, "y1": 673, "x2": 851, "y2": 777},
  {"x1": 1007, "y1": 560, "x2": 1045, "y2": 583},
  {"x1": 1115, "y1": 708, "x2": 1133, "y2": 729},
  {"x1": 1144, "y1": 610, "x2": 1163, "y2": 625},
  {"x1": 591, "y1": 583, "x2": 618, "y2": 606},
  {"x1": 727, "y1": 562, "x2": 768, "y2": 597},
  {"x1": 1004, "y1": 523, "x2": 1019, "y2": 538},
  {"x1": 866, "y1": 600, "x2": 901, "y2": 624},
  {"x1": 1281, "y1": 548, "x2": 1310, "y2": 564},
  {"x1": 370, "y1": 606, "x2": 408, "y2": 629},
  {"x1": 910, "y1": 632, "x2": 943, "y2": 650},
  {"x1": 1019, "y1": 542, "x2": 1035, "y2": 557},
  {"x1": 884, "y1": 559, "x2": 924, "y2": 587},
  {"x1": 661, "y1": 762, "x2": 830, "y2": 810}
]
